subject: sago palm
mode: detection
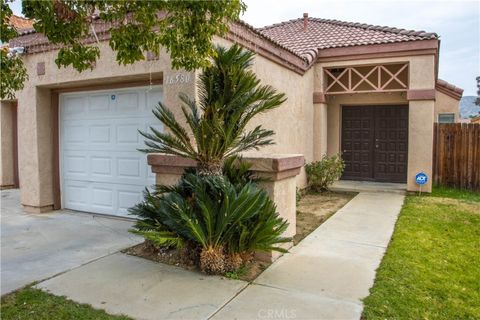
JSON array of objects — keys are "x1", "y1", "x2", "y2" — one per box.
[
  {"x1": 129, "y1": 173, "x2": 289, "y2": 274},
  {"x1": 140, "y1": 44, "x2": 286, "y2": 175}
]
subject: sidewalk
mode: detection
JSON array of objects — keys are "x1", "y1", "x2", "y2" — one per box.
[{"x1": 37, "y1": 192, "x2": 405, "y2": 320}]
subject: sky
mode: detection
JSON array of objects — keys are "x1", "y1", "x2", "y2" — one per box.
[{"x1": 8, "y1": 0, "x2": 480, "y2": 96}]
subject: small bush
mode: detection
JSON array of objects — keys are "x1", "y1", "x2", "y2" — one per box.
[{"x1": 305, "y1": 154, "x2": 345, "y2": 192}]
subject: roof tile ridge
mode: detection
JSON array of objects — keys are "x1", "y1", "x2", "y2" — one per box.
[
  {"x1": 257, "y1": 17, "x2": 304, "y2": 31},
  {"x1": 306, "y1": 17, "x2": 438, "y2": 39},
  {"x1": 437, "y1": 78, "x2": 464, "y2": 94},
  {"x1": 235, "y1": 19, "x2": 307, "y2": 61}
]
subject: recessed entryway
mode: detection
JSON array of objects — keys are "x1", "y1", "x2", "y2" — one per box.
[
  {"x1": 341, "y1": 105, "x2": 408, "y2": 183},
  {"x1": 59, "y1": 86, "x2": 163, "y2": 217}
]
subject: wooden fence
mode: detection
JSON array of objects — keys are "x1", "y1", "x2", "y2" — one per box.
[{"x1": 433, "y1": 123, "x2": 480, "y2": 191}]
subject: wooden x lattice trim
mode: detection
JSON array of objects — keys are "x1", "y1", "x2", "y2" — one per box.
[
  {"x1": 380, "y1": 64, "x2": 408, "y2": 89},
  {"x1": 351, "y1": 66, "x2": 379, "y2": 91},
  {"x1": 325, "y1": 68, "x2": 349, "y2": 92}
]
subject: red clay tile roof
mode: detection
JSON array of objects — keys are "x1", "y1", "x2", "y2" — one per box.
[
  {"x1": 436, "y1": 78, "x2": 464, "y2": 100},
  {"x1": 8, "y1": 15, "x2": 442, "y2": 76},
  {"x1": 8, "y1": 15, "x2": 34, "y2": 32},
  {"x1": 258, "y1": 17, "x2": 438, "y2": 63}
]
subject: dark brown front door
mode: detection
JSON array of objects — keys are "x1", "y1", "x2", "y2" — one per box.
[{"x1": 341, "y1": 105, "x2": 408, "y2": 183}]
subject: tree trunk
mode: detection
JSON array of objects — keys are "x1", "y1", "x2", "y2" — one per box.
[{"x1": 197, "y1": 161, "x2": 223, "y2": 176}]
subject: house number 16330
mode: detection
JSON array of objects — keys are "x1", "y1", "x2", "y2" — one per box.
[{"x1": 165, "y1": 73, "x2": 191, "y2": 85}]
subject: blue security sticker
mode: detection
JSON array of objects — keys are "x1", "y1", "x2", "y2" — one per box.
[{"x1": 415, "y1": 172, "x2": 428, "y2": 185}]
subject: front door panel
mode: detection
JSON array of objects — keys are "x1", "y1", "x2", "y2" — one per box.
[
  {"x1": 341, "y1": 106, "x2": 374, "y2": 180},
  {"x1": 341, "y1": 105, "x2": 408, "y2": 183},
  {"x1": 373, "y1": 106, "x2": 408, "y2": 182}
]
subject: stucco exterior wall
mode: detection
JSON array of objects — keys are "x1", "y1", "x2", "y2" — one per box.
[
  {"x1": 16, "y1": 41, "x2": 195, "y2": 211},
  {"x1": 434, "y1": 90, "x2": 460, "y2": 122},
  {"x1": 0, "y1": 101, "x2": 15, "y2": 188},
  {"x1": 214, "y1": 37, "x2": 314, "y2": 188}
]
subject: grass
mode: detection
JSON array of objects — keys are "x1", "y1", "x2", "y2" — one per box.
[
  {"x1": 224, "y1": 264, "x2": 249, "y2": 280},
  {"x1": 362, "y1": 186, "x2": 480, "y2": 319},
  {"x1": 1, "y1": 287, "x2": 132, "y2": 320}
]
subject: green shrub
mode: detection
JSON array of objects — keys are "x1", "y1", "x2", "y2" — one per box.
[
  {"x1": 130, "y1": 173, "x2": 289, "y2": 275},
  {"x1": 305, "y1": 154, "x2": 345, "y2": 192}
]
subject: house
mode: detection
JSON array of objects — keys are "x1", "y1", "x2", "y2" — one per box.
[{"x1": 0, "y1": 14, "x2": 463, "y2": 217}]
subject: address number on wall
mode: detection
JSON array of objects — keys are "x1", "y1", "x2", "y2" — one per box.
[{"x1": 165, "y1": 73, "x2": 191, "y2": 85}]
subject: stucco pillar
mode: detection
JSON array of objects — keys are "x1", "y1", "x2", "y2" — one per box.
[
  {"x1": 407, "y1": 55, "x2": 436, "y2": 193},
  {"x1": 17, "y1": 86, "x2": 54, "y2": 212},
  {"x1": 0, "y1": 101, "x2": 15, "y2": 188},
  {"x1": 407, "y1": 100, "x2": 434, "y2": 192},
  {"x1": 313, "y1": 102, "x2": 328, "y2": 161}
]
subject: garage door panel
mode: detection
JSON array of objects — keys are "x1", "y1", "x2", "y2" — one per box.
[
  {"x1": 64, "y1": 154, "x2": 89, "y2": 176},
  {"x1": 89, "y1": 125, "x2": 112, "y2": 144},
  {"x1": 63, "y1": 150, "x2": 150, "y2": 185},
  {"x1": 116, "y1": 122, "x2": 141, "y2": 145},
  {"x1": 117, "y1": 188, "x2": 144, "y2": 215},
  {"x1": 62, "y1": 96, "x2": 86, "y2": 118},
  {"x1": 115, "y1": 91, "x2": 141, "y2": 113},
  {"x1": 61, "y1": 86, "x2": 162, "y2": 217},
  {"x1": 90, "y1": 156, "x2": 113, "y2": 177},
  {"x1": 88, "y1": 94, "x2": 111, "y2": 113},
  {"x1": 63, "y1": 123, "x2": 88, "y2": 146},
  {"x1": 63, "y1": 180, "x2": 90, "y2": 211},
  {"x1": 91, "y1": 186, "x2": 114, "y2": 212}
]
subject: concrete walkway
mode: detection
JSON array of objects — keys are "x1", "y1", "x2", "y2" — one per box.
[
  {"x1": 36, "y1": 192, "x2": 404, "y2": 320},
  {"x1": 1, "y1": 189, "x2": 142, "y2": 294},
  {"x1": 212, "y1": 192, "x2": 405, "y2": 319}
]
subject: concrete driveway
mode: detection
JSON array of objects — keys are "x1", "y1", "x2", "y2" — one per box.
[{"x1": 0, "y1": 189, "x2": 142, "y2": 295}]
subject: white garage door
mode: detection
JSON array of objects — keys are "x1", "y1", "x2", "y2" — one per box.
[{"x1": 60, "y1": 86, "x2": 163, "y2": 217}]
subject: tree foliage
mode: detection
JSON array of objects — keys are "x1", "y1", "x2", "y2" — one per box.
[
  {"x1": 1, "y1": 0, "x2": 28, "y2": 100},
  {"x1": 140, "y1": 44, "x2": 286, "y2": 175},
  {"x1": 0, "y1": 0, "x2": 246, "y2": 99}
]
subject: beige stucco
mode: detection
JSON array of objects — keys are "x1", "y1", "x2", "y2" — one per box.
[
  {"x1": 0, "y1": 101, "x2": 16, "y2": 188},
  {"x1": 434, "y1": 90, "x2": 460, "y2": 122}
]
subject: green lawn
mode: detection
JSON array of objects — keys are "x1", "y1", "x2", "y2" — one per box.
[
  {"x1": 362, "y1": 186, "x2": 480, "y2": 319},
  {"x1": 1, "y1": 287, "x2": 131, "y2": 320}
]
